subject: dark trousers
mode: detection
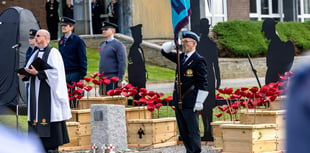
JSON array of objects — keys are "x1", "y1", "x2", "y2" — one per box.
[
  {"x1": 66, "y1": 71, "x2": 82, "y2": 108},
  {"x1": 175, "y1": 108, "x2": 201, "y2": 153}
]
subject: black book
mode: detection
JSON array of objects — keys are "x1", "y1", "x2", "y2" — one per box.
[{"x1": 16, "y1": 58, "x2": 53, "y2": 76}]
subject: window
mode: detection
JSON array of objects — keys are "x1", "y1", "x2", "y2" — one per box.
[
  {"x1": 203, "y1": 0, "x2": 227, "y2": 27},
  {"x1": 250, "y1": 0, "x2": 283, "y2": 21},
  {"x1": 297, "y1": 0, "x2": 310, "y2": 22}
]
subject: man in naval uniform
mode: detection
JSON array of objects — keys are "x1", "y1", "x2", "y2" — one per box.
[
  {"x1": 18, "y1": 29, "x2": 71, "y2": 153},
  {"x1": 161, "y1": 31, "x2": 209, "y2": 153},
  {"x1": 58, "y1": 17, "x2": 87, "y2": 107}
]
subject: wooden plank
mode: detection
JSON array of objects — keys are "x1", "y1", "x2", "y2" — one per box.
[
  {"x1": 78, "y1": 135, "x2": 91, "y2": 146},
  {"x1": 125, "y1": 106, "x2": 152, "y2": 120},
  {"x1": 80, "y1": 96, "x2": 128, "y2": 109},
  {"x1": 66, "y1": 122, "x2": 79, "y2": 138},
  {"x1": 59, "y1": 145, "x2": 91, "y2": 151},
  {"x1": 78, "y1": 123, "x2": 91, "y2": 136},
  {"x1": 240, "y1": 110, "x2": 285, "y2": 127}
]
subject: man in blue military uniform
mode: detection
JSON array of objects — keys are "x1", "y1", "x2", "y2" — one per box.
[
  {"x1": 25, "y1": 29, "x2": 38, "y2": 66},
  {"x1": 161, "y1": 31, "x2": 209, "y2": 153},
  {"x1": 58, "y1": 17, "x2": 87, "y2": 107},
  {"x1": 99, "y1": 21, "x2": 126, "y2": 94}
]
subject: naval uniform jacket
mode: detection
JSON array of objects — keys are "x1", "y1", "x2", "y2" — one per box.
[
  {"x1": 161, "y1": 50, "x2": 208, "y2": 109},
  {"x1": 58, "y1": 33, "x2": 87, "y2": 80}
]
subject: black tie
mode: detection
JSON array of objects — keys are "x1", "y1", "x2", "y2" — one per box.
[{"x1": 182, "y1": 54, "x2": 188, "y2": 64}]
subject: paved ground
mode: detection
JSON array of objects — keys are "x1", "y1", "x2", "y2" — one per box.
[{"x1": 146, "y1": 77, "x2": 265, "y2": 93}]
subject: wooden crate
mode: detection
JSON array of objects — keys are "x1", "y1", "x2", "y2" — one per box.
[
  {"x1": 126, "y1": 106, "x2": 152, "y2": 120},
  {"x1": 211, "y1": 121, "x2": 239, "y2": 149},
  {"x1": 62, "y1": 122, "x2": 80, "y2": 147},
  {"x1": 79, "y1": 96, "x2": 128, "y2": 109},
  {"x1": 68, "y1": 109, "x2": 91, "y2": 124},
  {"x1": 221, "y1": 123, "x2": 281, "y2": 153},
  {"x1": 240, "y1": 109, "x2": 285, "y2": 127},
  {"x1": 268, "y1": 96, "x2": 286, "y2": 110},
  {"x1": 127, "y1": 117, "x2": 177, "y2": 148}
]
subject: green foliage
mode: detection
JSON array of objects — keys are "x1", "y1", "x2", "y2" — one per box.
[
  {"x1": 213, "y1": 20, "x2": 268, "y2": 57},
  {"x1": 213, "y1": 20, "x2": 310, "y2": 57},
  {"x1": 277, "y1": 21, "x2": 310, "y2": 51}
]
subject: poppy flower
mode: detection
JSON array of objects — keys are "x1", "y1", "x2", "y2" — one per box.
[
  {"x1": 74, "y1": 89, "x2": 84, "y2": 95},
  {"x1": 102, "y1": 79, "x2": 111, "y2": 85},
  {"x1": 110, "y1": 77, "x2": 119, "y2": 83},
  {"x1": 107, "y1": 90, "x2": 115, "y2": 96},
  {"x1": 240, "y1": 87, "x2": 248, "y2": 91},
  {"x1": 164, "y1": 96, "x2": 173, "y2": 103},
  {"x1": 84, "y1": 77, "x2": 92, "y2": 83},
  {"x1": 215, "y1": 113, "x2": 223, "y2": 118},
  {"x1": 114, "y1": 88, "x2": 122, "y2": 95},
  {"x1": 134, "y1": 100, "x2": 141, "y2": 105},
  {"x1": 90, "y1": 72, "x2": 100, "y2": 78},
  {"x1": 92, "y1": 80, "x2": 100, "y2": 85},
  {"x1": 139, "y1": 98, "x2": 148, "y2": 104},
  {"x1": 139, "y1": 88, "x2": 147, "y2": 93},
  {"x1": 76, "y1": 95, "x2": 84, "y2": 100},
  {"x1": 84, "y1": 86, "x2": 92, "y2": 92},
  {"x1": 224, "y1": 87, "x2": 234, "y2": 94},
  {"x1": 249, "y1": 87, "x2": 259, "y2": 93},
  {"x1": 155, "y1": 103, "x2": 163, "y2": 109},
  {"x1": 147, "y1": 103, "x2": 155, "y2": 112},
  {"x1": 217, "y1": 88, "x2": 225, "y2": 94}
]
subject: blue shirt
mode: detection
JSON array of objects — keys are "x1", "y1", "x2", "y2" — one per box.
[{"x1": 99, "y1": 38, "x2": 126, "y2": 80}]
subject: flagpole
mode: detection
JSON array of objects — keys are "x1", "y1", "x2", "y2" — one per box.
[{"x1": 176, "y1": 43, "x2": 182, "y2": 109}]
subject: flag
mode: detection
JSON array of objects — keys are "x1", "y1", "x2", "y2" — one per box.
[{"x1": 170, "y1": 0, "x2": 191, "y2": 44}]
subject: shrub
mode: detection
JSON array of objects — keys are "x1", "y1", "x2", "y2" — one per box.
[{"x1": 213, "y1": 20, "x2": 310, "y2": 57}]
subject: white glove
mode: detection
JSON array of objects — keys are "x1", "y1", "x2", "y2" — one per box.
[
  {"x1": 193, "y1": 90, "x2": 209, "y2": 112},
  {"x1": 162, "y1": 41, "x2": 175, "y2": 53}
]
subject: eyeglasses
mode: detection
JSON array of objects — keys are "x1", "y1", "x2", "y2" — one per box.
[{"x1": 35, "y1": 34, "x2": 46, "y2": 37}]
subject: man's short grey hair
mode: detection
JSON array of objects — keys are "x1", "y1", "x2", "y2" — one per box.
[{"x1": 39, "y1": 29, "x2": 51, "y2": 42}]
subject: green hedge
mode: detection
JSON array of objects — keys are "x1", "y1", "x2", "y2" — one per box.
[{"x1": 213, "y1": 20, "x2": 310, "y2": 57}]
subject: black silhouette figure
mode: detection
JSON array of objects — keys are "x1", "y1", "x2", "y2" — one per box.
[
  {"x1": 137, "y1": 128, "x2": 145, "y2": 139},
  {"x1": 197, "y1": 18, "x2": 221, "y2": 142},
  {"x1": 128, "y1": 24, "x2": 147, "y2": 101},
  {"x1": 262, "y1": 18, "x2": 294, "y2": 85}
]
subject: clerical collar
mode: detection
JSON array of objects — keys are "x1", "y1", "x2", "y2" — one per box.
[{"x1": 39, "y1": 45, "x2": 48, "y2": 51}]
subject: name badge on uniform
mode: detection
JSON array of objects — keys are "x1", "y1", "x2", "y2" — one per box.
[{"x1": 185, "y1": 69, "x2": 193, "y2": 77}]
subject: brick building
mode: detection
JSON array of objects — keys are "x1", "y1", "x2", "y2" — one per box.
[{"x1": 0, "y1": 0, "x2": 306, "y2": 39}]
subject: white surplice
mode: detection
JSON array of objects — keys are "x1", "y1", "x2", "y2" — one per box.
[{"x1": 26, "y1": 47, "x2": 71, "y2": 122}]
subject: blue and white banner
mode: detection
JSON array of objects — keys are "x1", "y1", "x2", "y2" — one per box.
[{"x1": 170, "y1": 0, "x2": 191, "y2": 43}]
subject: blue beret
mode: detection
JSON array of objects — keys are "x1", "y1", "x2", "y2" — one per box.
[{"x1": 182, "y1": 31, "x2": 200, "y2": 42}]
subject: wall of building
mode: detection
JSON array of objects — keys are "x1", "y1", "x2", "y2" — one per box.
[
  {"x1": 0, "y1": 0, "x2": 47, "y2": 29},
  {"x1": 131, "y1": 0, "x2": 173, "y2": 39},
  {"x1": 227, "y1": 0, "x2": 250, "y2": 20}
]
